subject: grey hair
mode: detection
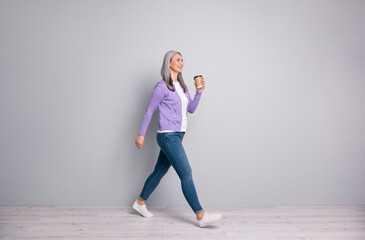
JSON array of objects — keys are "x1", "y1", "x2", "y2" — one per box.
[{"x1": 160, "y1": 50, "x2": 188, "y2": 92}]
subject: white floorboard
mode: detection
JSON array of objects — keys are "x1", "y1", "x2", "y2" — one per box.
[{"x1": 0, "y1": 205, "x2": 364, "y2": 239}]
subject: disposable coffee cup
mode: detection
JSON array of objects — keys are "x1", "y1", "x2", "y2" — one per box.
[{"x1": 194, "y1": 75, "x2": 204, "y2": 89}]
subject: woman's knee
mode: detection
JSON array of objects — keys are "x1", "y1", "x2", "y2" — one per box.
[
  {"x1": 156, "y1": 165, "x2": 170, "y2": 177},
  {"x1": 180, "y1": 167, "x2": 193, "y2": 182}
]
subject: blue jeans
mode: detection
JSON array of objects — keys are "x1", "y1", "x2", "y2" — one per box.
[{"x1": 139, "y1": 132, "x2": 204, "y2": 214}]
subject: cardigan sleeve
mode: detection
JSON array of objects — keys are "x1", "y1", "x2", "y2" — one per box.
[
  {"x1": 186, "y1": 90, "x2": 202, "y2": 113},
  {"x1": 138, "y1": 82, "x2": 166, "y2": 136}
]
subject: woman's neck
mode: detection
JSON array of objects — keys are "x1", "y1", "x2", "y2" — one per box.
[{"x1": 170, "y1": 71, "x2": 178, "y2": 82}]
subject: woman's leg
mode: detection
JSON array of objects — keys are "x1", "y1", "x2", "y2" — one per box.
[
  {"x1": 157, "y1": 132, "x2": 204, "y2": 214},
  {"x1": 139, "y1": 149, "x2": 171, "y2": 202}
]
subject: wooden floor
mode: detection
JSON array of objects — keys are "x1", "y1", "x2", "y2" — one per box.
[{"x1": 0, "y1": 205, "x2": 364, "y2": 240}]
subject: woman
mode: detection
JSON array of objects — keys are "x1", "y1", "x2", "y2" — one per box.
[{"x1": 133, "y1": 50, "x2": 222, "y2": 228}]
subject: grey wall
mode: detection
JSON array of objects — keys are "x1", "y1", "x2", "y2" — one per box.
[{"x1": 1, "y1": 0, "x2": 364, "y2": 206}]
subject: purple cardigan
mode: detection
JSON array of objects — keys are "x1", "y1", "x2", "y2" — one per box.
[{"x1": 138, "y1": 80, "x2": 202, "y2": 136}]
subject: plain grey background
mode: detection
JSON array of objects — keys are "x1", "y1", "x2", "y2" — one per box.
[{"x1": 0, "y1": 0, "x2": 364, "y2": 206}]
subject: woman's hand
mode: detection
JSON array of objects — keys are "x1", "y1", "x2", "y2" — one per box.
[
  {"x1": 195, "y1": 77, "x2": 205, "y2": 94},
  {"x1": 135, "y1": 135, "x2": 145, "y2": 149}
]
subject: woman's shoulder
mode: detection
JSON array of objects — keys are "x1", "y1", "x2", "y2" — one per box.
[
  {"x1": 154, "y1": 79, "x2": 168, "y2": 89},
  {"x1": 156, "y1": 79, "x2": 166, "y2": 86},
  {"x1": 152, "y1": 79, "x2": 168, "y2": 96}
]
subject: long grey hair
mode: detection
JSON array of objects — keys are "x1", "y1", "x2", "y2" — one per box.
[{"x1": 161, "y1": 50, "x2": 188, "y2": 92}]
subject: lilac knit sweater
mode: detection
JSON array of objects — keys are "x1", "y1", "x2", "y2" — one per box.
[{"x1": 138, "y1": 80, "x2": 202, "y2": 136}]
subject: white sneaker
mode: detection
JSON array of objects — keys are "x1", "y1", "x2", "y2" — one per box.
[
  {"x1": 198, "y1": 212, "x2": 222, "y2": 227},
  {"x1": 132, "y1": 200, "x2": 154, "y2": 217}
]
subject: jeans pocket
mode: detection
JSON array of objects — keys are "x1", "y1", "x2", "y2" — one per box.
[
  {"x1": 157, "y1": 132, "x2": 169, "y2": 147},
  {"x1": 158, "y1": 132, "x2": 177, "y2": 147}
]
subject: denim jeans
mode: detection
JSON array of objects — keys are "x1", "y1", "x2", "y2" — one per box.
[{"x1": 139, "y1": 132, "x2": 204, "y2": 214}]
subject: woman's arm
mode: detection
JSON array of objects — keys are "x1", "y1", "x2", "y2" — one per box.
[
  {"x1": 187, "y1": 92, "x2": 202, "y2": 113},
  {"x1": 136, "y1": 82, "x2": 166, "y2": 149},
  {"x1": 187, "y1": 77, "x2": 205, "y2": 113},
  {"x1": 138, "y1": 82, "x2": 166, "y2": 136}
]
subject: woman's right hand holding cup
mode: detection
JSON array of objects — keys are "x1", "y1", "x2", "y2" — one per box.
[{"x1": 194, "y1": 75, "x2": 205, "y2": 93}]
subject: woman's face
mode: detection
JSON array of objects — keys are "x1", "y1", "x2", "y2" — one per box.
[{"x1": 169, "y1": 53, "x2": 184, "y2": 74}]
